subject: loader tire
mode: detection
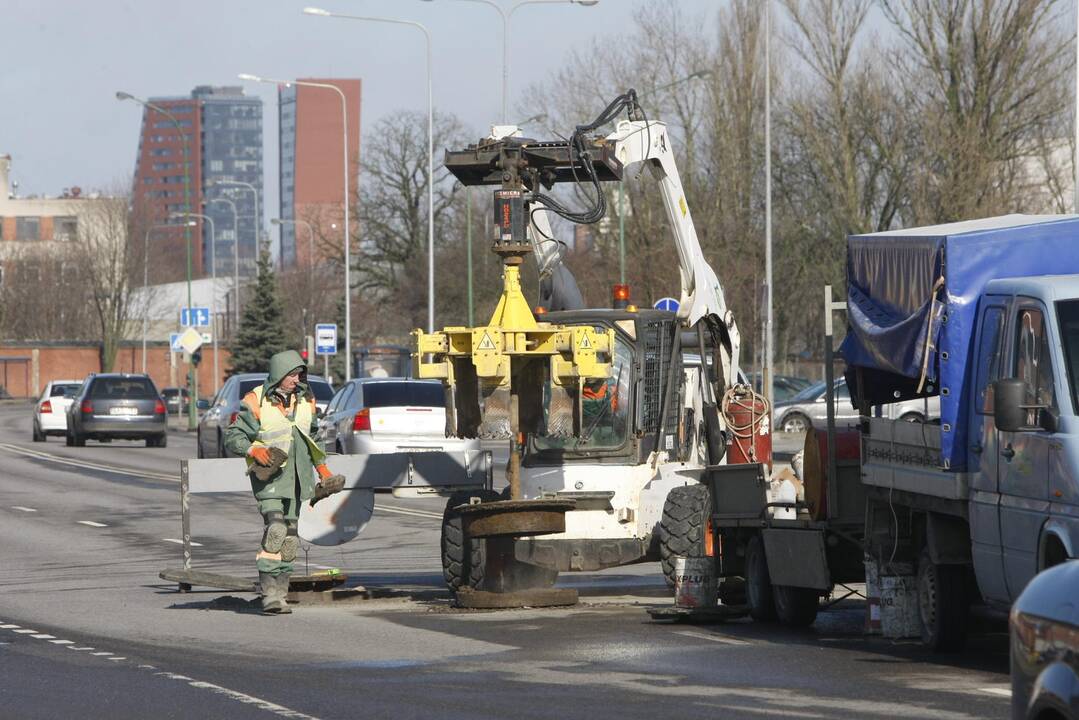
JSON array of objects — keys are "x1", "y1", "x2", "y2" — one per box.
[
  {"x1": 659, "y1": 484, "x2": 711, "y2": 591},
  {"x1": 441, "y1": 489, "x2": 499, "y2": 592}
]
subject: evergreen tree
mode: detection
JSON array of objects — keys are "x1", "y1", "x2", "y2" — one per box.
[{"x1": 229, "y1": 248, "x2": 288, "y2": 374}]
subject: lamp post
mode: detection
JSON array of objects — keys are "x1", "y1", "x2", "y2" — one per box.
[
  {"x1": 117, "y1": 90, "x2": 198, "y2": 430},
  {"x1": 207, "y1": 196, "x2": 240, "y2": 337},
  {"x1": 302, "y1": 8, "x2": 436, "y2": 335},
  {"x1": 271, "y1": 217, "x2": 316, "y2": 285},
  {"x1": 142, "y1": 221, "x2": 195, "y2": 373},
  {"x1": 427, "y1": 0, "x2": 598, "y2": 124},
  {"x1": 764, "y1": 0, "x2": 774, "y2": 409},
  {"x1": 171, "y1": 212, "x2": 220, "y2": 395},
  {"x1": 206, "y1": 178, "x2": 260, "y2": 325},
  {"x1": 239, "y1": 72, "x2": 355, "y2": 378}
]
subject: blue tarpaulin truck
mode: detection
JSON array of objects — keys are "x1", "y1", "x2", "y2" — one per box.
[{"x1": 704, "y1": 214, "x2": 1079, "y2": 650}]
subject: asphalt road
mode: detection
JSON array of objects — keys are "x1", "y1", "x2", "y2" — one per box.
[{"x1": 0, "y1": 403, "x2": 1011, "y2": 719}]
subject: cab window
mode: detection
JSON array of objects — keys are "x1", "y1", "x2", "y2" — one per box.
[{"x1": 1014, "y1": 307, "x2": 1056, "y2": 417}]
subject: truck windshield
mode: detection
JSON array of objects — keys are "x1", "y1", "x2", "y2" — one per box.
[
  {"x1": 1056, "y1": 300, "x2": 1079, "y2": 414},
  {"x1": 533, "y1": 334, "x2": 633, "y2": 453}
]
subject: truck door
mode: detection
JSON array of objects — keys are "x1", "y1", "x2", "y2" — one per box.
[
  {"x1": 968, "y1": 299, "x2": 1010, "y2": 604},
  {"x1": 999, "y1": 301, "x2": 1055, "y2": 600}
]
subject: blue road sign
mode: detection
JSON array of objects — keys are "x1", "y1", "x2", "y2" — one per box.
[
  {"x1": 654, "y1": 297, "x2": 680, "y2": 312},
  {"x1": 169, "y1": 333, "x2": 184, "y2": 352},
  {"x1": 315, "y1": 324, "x2": 338, "y2": 355},
  {"x1": 181, "y1": 307, "x2": 211, "y2": 327}
]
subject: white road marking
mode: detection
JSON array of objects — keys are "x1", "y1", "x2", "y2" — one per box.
[
  {"x1": 979, "y1": 687, "x2": 1012, "y2": 698},
  {"x1": 0, "y1": 625, "x2": 21, "y2": 629},
  {"x1": 163, "y1": 538, "x2": 202, "y2": 547},
  {"x1": 374, "y1": 504, "x2": 442, "y2": 520},
  {"x1": 49, "y1": 640, "x2": 74, "y2": 645},
  {"x1": 674, "y1": 629, "x2": 751, "y2": 646},
  {"x1": 30, "y1": 634, "x2": 55, "y2": 639},
  {"x1": 12, "y1": 629, "x2": 38, "y2": 634},
  {"x1": 108, "y1": 657, "x2": 126, "y2": 661},
  {"x1": 309, "y1": 564, "x2": 339, "y2": 570},
  {"x1": 67, "y1": 646, "x2": 95, "y2": 651},
  {"x1": 152, "y1": 672, "x2": 324, "y2": 720},
  {"x1": 11, "y1": 506, "x2": 36, "y2": 512},
  {"x1": 0, "y1": 443, "x2": 177, "y2": 482},
  {"x1": 91, "y1": 652, "x2": 113, "y2": 656},
  {"x1": 77, "y1": 521, "x2": 108, "y2": 528}
]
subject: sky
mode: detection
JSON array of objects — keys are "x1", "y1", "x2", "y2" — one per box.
[{"x1": 2, "y1": 0, "x2": 722, "y2": 221}]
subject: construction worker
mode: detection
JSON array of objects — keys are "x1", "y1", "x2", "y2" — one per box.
[{"x1": 224, "y1": 349, "x2": 344, "y2": 614}]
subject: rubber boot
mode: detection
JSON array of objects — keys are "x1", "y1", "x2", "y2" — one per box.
[
  {"x1": 260, "y1": 571, "x2": 286, "y2": 614},
  {"x1": 276, "y1": 573, "x2": 293, "y2": 614}
]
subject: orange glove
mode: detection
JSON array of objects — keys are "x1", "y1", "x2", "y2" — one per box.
[
  {"x1": 316, "y1": 464, "x2": 333, "y2": 480},
  {"x1": 248, "y1": 446, "x2": 273, "y2": 466}
]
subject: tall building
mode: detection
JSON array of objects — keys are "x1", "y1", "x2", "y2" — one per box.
[
  {"x1": 131, "y1": 85, "x2": 263, "y2": 283},
  {"x1": 278, "y1": 79, "x2": 361, "y2": 269}
]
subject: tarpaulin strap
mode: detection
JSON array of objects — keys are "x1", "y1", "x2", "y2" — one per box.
[{"x1": 916, "y1": 276, "x2": 946, "y2": 394}]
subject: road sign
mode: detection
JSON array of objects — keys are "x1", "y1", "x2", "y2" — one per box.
[
  {"x1": 181, "y1": 307, "x2": 211, "y2": 327},
  {"x1": 178, "y1": 327, "x2": 204, "y2": 355},
  {"x1": 315, "y1": 324, "x2": 337, "y2": 355},
  {"x1": 654, "y1": 297, "x2": 680, "y2": 312},
  {"x1": 169, "y1": 333, "x2": 184, "y2": 353}
]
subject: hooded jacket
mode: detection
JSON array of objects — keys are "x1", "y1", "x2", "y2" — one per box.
[{"x1": 224, "y1": 350, "x2": 325, "y2": 502}]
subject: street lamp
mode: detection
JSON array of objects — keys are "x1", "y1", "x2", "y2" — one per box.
[
  {"x1": 423, "y1": 0, "x2": 598, "y2": 124},
  {"x1": 271, "y1": 217, "x2": 316, "y2": 285},
  {"x1": 117, "y1": 89, "x2": 198, "y2": 430},
  {"x1": 764, "y1": 0, "x2": 774, "y2": 410},
  {"x1": 207, "y1": 195, "x2": 240, "y2": 334},
  {"x1": 171, "y1": 212, "x2": 220, "y2": 395},
  {"x1": 239, "y1": 72, "x2": 356, "y2": 378},
  {"x1": 205, "y1": 177, "x2": 260, "y2": 321},
  {"x1": 301, "y1": 8, "x2": 437, "y2": 336},
  {"x1": 142, "y1": 221, "x2": 195, "y2": 373}
]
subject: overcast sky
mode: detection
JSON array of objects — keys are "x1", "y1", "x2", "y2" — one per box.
[{"x1": 2, "y1": 0, "x2": 721, "y2": 216}]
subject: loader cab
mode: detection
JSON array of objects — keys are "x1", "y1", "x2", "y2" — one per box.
[{"x1": 524, "y1": 308, "x2": 683, "y2": 466}]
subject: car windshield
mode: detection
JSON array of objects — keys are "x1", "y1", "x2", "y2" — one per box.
[
  {"x1": 238, "y1": 379, "x2": 265, "y2": 397},
  {"x1": 788, "y1": 380, "x2": 826, "y2": 403},
  {"x1": 363, "y1": 382, "x2": 444, "y2": 408},
  {"x1": 308, "y1": 380, "x2": 334, "y2": 403},
  {"x1": 51, "y1": 383, "x2": 81, "y2": 398},
  {"x1": 91, "y1": 378, "x2": 157, "y2": 399}
]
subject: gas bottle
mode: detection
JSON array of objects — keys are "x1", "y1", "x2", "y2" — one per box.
[{"x1": 722, "y1": 388, "x2": 772, "y2": 468}]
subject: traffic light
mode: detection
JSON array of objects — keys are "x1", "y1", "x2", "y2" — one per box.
[{"x1": 191, "y1": 349, "x2": 202, "y2": 367}]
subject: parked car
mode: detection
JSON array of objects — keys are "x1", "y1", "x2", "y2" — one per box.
[
  {"x1": 318, "y1": 377, "x2": 480, "y2": 458},
  {"x1": 745, "y1": 372, "x2": 814, "y2": 403},
  {"x1": 197, "y1": 372, "x2": 334, "y2": 458},
  {"x1": 32, "y1": 379, "x2": 82, "y2": 441},
  {"x1": 1010, "y1": 560, "x2": 1079, "y2": 720},
  {"x1": 773, "y1": 377, "x2": 940, "y2": 433},
  {"x1": 65, "y1": 374, "x2": 168, "y2": 447},
  {"x1": 161, "y1": 387, "x2": 191, "y2": 415}
]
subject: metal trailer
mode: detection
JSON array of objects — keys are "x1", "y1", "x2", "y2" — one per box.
[{"x1": 700, "y1": 285, "x2": 866, "y2": 626}]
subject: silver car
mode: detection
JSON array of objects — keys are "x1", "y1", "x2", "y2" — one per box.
[
  {"x1": 318, "y1": 378, "x2": 480, "y2": 458},
  {"x1": 65, "y1": 374, "x2": 168, "y2": 447},
  {"x1": 774, "y1": 377, "x2": 940, "y2": 433},
  {"x1": 197, "y1": 372, "x2": 334, "y2": 458}
]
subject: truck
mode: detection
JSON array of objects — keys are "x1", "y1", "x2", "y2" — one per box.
[{"x1": 702, "y1": 214, "x2": 1079, "y2": 649}]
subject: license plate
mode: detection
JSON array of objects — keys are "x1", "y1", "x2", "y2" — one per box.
[{"x1": 109, "y1": 406, "x2": 138, "y2": 416}]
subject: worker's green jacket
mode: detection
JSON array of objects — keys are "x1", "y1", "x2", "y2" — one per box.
[{"x1": 224, "y1": 350, "x2": 324, "y2": 502}]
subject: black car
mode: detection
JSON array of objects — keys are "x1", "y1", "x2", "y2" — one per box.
[
  {"x1": 161, "y1": 387, "x2": 191, "y2": 414},
  {"x1": 65, "y1": 373, "x2": 168, "y2": 447},
  {"x1": 1011, "y1": 560, "x2": 1079, "y2": 719}
]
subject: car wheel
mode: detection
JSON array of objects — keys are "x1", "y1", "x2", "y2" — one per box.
[
  {"x1": 899, "y1": 412, "x2": 924, "y2": 423},
  {"x1": 780, "y1": 413, "x2": 811, "y2": 434},
  {"x1": 65, "y1": 431, "x2": 74, "y2": 447},
  {"x1": 216, "y1": 430, "x2": 225, "y2": 458},
  {"x1": 196, "y1": 431, "x2": 204, "y2": 458},
  {"x1": 746, "y1": 534, "x2": 777, "y2": 621},
  {"x1": 32, "y1": 421, "x2": 45, "y2": 442},
  {"x1": 658, "y1": 484, "x2": 712, "y2": 591},
  {"x1": 73, "y1": 431, "x2": 86, "y2": 447},
  {"x1": 917, "y1": 549, "x2": 967, "y2": 652}
]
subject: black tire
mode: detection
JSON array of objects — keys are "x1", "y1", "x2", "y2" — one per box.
[
  {"x1": 659, "y1": 484, "x2": 712, "y2": 590},
  {"x1": 65, "y1": 431, "x2": 74, "y2": 447},
  {"x1": 217, "y1": 430, "x2": 226, "y2": 459},
  {"x1": 148, "y1": 433, "x2": 167, "y2": 448},
  {"x1": 780, "y1": 412, "x2": 811, "y2": 434},
  {"x1": 774, "y1": 584, "x2": 819, "y2": 627},
  {"x1": 32, "y1": 421, "x2": 45, "y2": 442},
  {"x1": 745, "y1": 534, "x2": 777, "y2": 621},
  {"x1": 73, "y1": 432, "x2": 86, "y2": 447},
  {"x1": 917, "y1": 549, "x2": 968, "y2": 652},
  {"x1": 196, "y1": 431, "x2": 204, "y2": 458},
  {"x1": 441, "y1": 489, "x2": 499, "y2": 592}
]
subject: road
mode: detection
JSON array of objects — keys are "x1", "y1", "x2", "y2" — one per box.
[{"x1": 0, "y1": 403, "x2": 1011, "y2": 719}]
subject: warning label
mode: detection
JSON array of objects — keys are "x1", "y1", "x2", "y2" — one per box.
[
  {"x1": 578, "y1": 333, "x2": 592, "y2": 350},
  {"x1": 477, "y1": 332, "x2": 497, "y2": 350}
]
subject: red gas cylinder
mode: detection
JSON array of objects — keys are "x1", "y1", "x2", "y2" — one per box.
[{"x1": 722, "y1": 388, "x2": 773, "y2": 468}]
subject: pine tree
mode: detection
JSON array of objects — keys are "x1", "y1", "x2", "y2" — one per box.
[{"x1": 228, "y1": 248, "x2": 288, "y2": 374}]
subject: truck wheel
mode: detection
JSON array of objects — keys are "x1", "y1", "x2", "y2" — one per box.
[
  {"x1": 441, "y1": 489, "x2": 499, "y2": 592},
  {"x1": 773, "y1": 584, "x2": 819, "y2": 627},
  {"x1": 659, "y1": 484, "x2": 711, "y2": 590},
  {"x1": 917, "y1": 549, "x2": 967, "y2": 652},
  {"x1": 745, "y1": 534, "x2": 777, "y2": 621}
]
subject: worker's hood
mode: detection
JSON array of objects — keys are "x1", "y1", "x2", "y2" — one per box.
[{"x1": 264, "y1": 349, "x2": 309, "y2": 397}]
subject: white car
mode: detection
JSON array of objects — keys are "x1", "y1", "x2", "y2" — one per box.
[{"x1": 32, "y1": 379, "x2": 83, "y2": 441}]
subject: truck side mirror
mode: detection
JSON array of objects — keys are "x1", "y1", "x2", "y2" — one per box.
[{"x1": 993, "y1": 378, "x2": 1028, "y2": 432}]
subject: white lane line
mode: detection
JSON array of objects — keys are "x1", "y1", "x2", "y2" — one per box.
[
  {"x1": 67, "y1": 646, "x2": 95, "y2": 651},
  {"x1": 162, "y1": 538, "x2": 203, "y2": 547},
  {"x1": 30, "y1": 634, "x2": 56, "y2": 640},
  {"x1": 11, "y1": 506, "x2": 36, "y2": 512},
  {"x1": 310, "y1": 564, "x2": 339, "y2": 570},
  {"x1": 108, "y1": 657, "x2": 126, "y2": 661},
  {"x1": 153, "y1": 672, "x2": 324, "y2": 720},
  {"x1": 374, "y1": 504, "x2": 442, "y2": 520},
  {"x1": 979, "y1": 687, "x2": 1012, "y2": 698},
  {"x1": 674, "y1": 629, "x2": 751, "y2": 646},
  {"x1": 0, "y1": 443, "x2": 177, "y2": 482},
  {"x1": 91, "y1": 652, "x2": 113, "y2": 657},
  {"x1": 77, "y1": 521, "x2": 108, "y2": 528},
  {"x1": 49, "y1": 640, "x2": 74, "y2": 645},
  {"x1": 12, "y1": 629, "x2": 38, "y2": 634},
  {"x1": 0, "y1": 624, "x2": 21, "y2": 629}
]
